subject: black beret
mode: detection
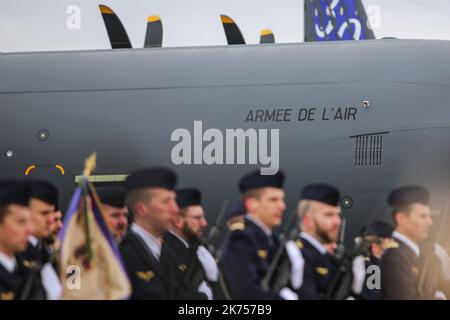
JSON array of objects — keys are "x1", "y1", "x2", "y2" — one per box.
[
  {"x1": 0, "y1": 179, "x2": 31, "y2": 207},
  {"x1": 362, "y1": 221, "x2": 394, "y2": 238},
  {"x1": 97, "y1": 187, "x2": 127, "y2": 208},
  {"x1": 300, "y1": 183, "x2": 341, "y2": 207},
  {"x1": 388, "y1": 186, "x2": 430, "y2": 207},
  {"x1": 226, "y1": 201, "x2": 246, "y2": 220},
  {"x1": 176, "y1": 188, "x2": 202, "y2": 209},
  {"x1": 124, "y1": 167, "x2": 177, "y2": 192},
  {"x1": 27, "y1": 179, "x2": 58, "y2": 208},
  {"x1": 239, "y1": 170, "x2": 285, "y2": 194}
]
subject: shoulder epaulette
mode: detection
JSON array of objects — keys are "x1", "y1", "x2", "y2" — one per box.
[{"x1": 228, "y1": 221, "x2": 245, "y2": 231}]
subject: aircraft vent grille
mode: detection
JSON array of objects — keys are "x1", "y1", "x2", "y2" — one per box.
[{"x1": 354, "y1": 134, "x2": 384, "y2": 166}]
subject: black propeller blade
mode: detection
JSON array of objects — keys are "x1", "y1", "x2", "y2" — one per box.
[
  {"x1": 220, "y1": 15, "x2": 245, "y2": 45},
  {"x1": 144, "y1": 15, "x2": 163, "y2": 47},
  {"x1": 99, "y1": 5, "x2": 132, "y2": 49},
  {"x1": 260, "y1": 29, "x2": 275, "y2": 43}
]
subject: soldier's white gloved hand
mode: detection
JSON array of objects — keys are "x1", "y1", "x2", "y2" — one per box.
[
  {"x1": 41, "y1": 263, "x2": 62, "y2": 300},
  {"x1": 285, "y1": 240, "x2": 305, "y2": 290},
  {"x1": 198, "y1": 280, "x2": 213, "y2": 300},
  {"x1": 279, "y1": 287, "x2": 298, "y2": 300},
  {"x1": 435, "y1": 291, "x2": 447, "y2": 300},
  {"x1": 197, "y1": 245, "x2": 219, "y2": 282},
  {"x1": 351, "y1": 255, "x2": 366, "y2": 295}
]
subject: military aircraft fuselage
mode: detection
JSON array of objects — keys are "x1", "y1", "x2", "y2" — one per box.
[{"x1": 1, "y1": 39, "x2": 450, "y2": 241}]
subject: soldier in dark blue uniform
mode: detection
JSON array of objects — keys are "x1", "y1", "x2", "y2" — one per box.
[
  {"x1": 120, "y1": 167, "x2": 181, "y2": 299},
  {"x1": 207, "y1": 201, "x2": 246, "y2": 267},
  {"x1": 97, "y1": 186, "x2": 129, "y2": 243},
  {"x1": 164, "y1": 188, "x2": 218, "y2": 299},
  {"x1": 0, "y1": 180, "x2": 32, "y2": 300},
  {"x1": 219, "y1": 170, "x2": 298, "y2": 300},
  {"x1": 20, "y1": 180, "x2": 59, "y2": 267},
  {"x1": 18, "y1": 179, "x2": 61, "y2": 299},
  {"x1": 381, "y1": 186, "x2": 433, "y2": 300},
  {"x1": 225, "y1": 201, "x2": 245, "y2": 231},
  {"x1": 296, "y1": 183, "x2": 342, "y2": 300},
  {"x1": 357, "y1": 221, "x2": 395, "y2": 300}
]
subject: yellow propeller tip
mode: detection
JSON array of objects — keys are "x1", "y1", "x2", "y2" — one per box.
[
  {"x1": 260, "y1": 29, "x2": 273, "y2": 36},
  {"x1": 148, "y1": 15, "x2": 160, "y2": 23},
  {"x1": 99, "y1": 5, "x2": 114, "y2": 15},
  {"x1": 220, "y1": 15, "x2": 235, "y2": 24}
]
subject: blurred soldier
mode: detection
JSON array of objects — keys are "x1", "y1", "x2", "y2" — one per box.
[
  {"x1": 19, "y1": 179, "x2": 62, "y2": 300},
  {"x1": 120, "y1": 167, "x2": 184, "y2": 299},
  {"x1": 52, "y1": 210, "x2": 63, "y2": 239},
  {"x1": 296, "y1": 183, "x2": 344, "y2": 299},
  {"x1": 22, "y1": 180, "x2": 58, "y2": 262},
  {"x1": 43, "y1": 209, "x2": 62, "y2": 247},
  {"x1": 164, "y1": 188, "x2": 218, "y2": 299},
  {"x1": 97, "y1": 186, "x2": 129, "y2": 243},
  {"x1": 357, "y1": 221, "x2": 395, "y2": 300},
  {"x1": 43, "y1": 208, "x2": 64, "y2": 275},
  {"x1": 381, "y1": 186, "x2": 433, "y2": 299},
  {"x1": 220, "y1": 170, "x2": 298, "y2": 300},
  {"x1": 226, "y1": 201, "x2": 245, "y2": 231},
  {"x1": 205, "y1": 201, "x2": 246, "y2": 263},
  {"x1": 0, "y1": 180, "x2": 32, "y2": 300}
]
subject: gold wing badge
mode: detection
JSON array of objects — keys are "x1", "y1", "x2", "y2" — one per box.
[
  {"x1": 257, "y1": 249, "x2": 268, "y2": 259},
  {"x1": 0, "y1": 292, "x2": 14, "y2": 300},
  {"x1": 22, "y1": 260, "x2": 37, "y2": 268},
  {"x1": 136, "y1": 271, "x2": 155, "y2": 282},
  {"x1": 315, "y1": 267, "x2": 329, "y2": 276},
  {"x1": 178, "y1": 264, "x2": 187, "y2": 272}
]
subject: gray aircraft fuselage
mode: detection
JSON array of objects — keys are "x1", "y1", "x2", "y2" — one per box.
[{"x1": 1, "y1": 39, "x2": 450, "y2": 241}]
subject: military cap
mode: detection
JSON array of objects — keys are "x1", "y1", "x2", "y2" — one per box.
[
  {"x1": 387, "y1": 186, "x2": 430, "y2": 207},
  {"x1": 238, "y1": 170, "x2": 285, "y2": 194},
  {"x1": 97, "y1": 186, "x2": 127, "y2": 208},
  {"x1": 300, "y1": 183, "x2": 341, "y2": 206},
  {"x1": 0, "y1": 179, "x2": 31, "y2": 207},
  {"x1": 27, "y1": 179, "x2": 58, "y2": 208},
  {"x1": 176, "y1": 188, "x2": 201, "y2": 209},
  {"x1": 124, "y1": 167, "x2": 177, "y2": 192},
  {"x1": 362, "y1": 221, "x2": 394, "y2": 238},
  {"x1": 226, "y1": 201, "x2": 246, "y2": 220}
]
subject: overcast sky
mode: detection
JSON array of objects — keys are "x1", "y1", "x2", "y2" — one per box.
[{"x1": 1, "y1": 0, "x2": 450, "y2": 52}]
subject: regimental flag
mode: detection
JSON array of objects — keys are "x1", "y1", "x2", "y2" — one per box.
[{"x1": 58, "y1": 154, "x2": 131, "y2": 299}]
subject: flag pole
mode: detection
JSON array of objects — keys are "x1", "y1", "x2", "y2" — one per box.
[{"x1": 80, "y1": 152, "x2": 97, "y2": 261}]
